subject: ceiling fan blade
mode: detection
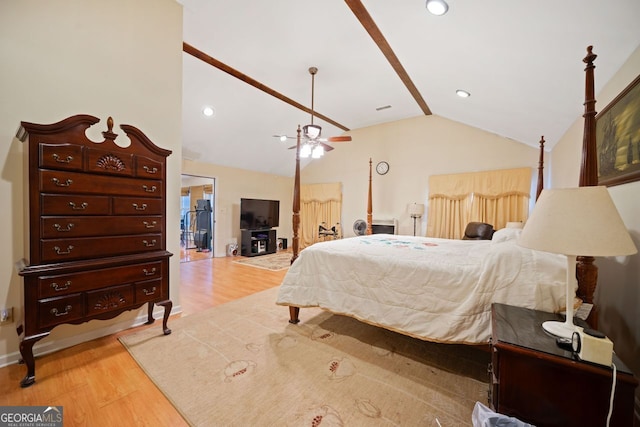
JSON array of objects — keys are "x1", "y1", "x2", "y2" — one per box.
[
  {"x1": 319, "y1": 142, "x2": 334, "y2": 152},
  {"x1": 326, "y1": 135, "x2": 351, "y2": 142}
]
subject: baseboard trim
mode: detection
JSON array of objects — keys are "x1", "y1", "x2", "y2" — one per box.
[{"x1": 0, "y1": 305, "x2": 181, "y2": 369}]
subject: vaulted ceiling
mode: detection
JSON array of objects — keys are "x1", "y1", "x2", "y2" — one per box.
[{"x1": 179, "y1": 0, "x2": 640, "y2": 176}]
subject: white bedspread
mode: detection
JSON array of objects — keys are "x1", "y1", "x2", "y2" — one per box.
[{"x1": 276, "y1": 231, "x2": 569, "y2": 344}]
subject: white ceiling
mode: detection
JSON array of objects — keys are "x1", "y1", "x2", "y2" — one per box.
[{"x1": 179, "y1": 0, "x2": 640, "y2": 176}]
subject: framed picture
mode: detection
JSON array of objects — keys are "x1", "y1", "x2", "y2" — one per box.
[{"x1": 596, "y1": 74, "x2": 640, "y2": 187}]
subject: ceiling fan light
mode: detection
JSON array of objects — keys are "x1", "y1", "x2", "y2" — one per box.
[
  {"x1": 426, "y1": 0, "x2": 448, "y2": 16},
  {"x1": 303, "y1": 124, "x2": 322, "y2": 139},
  {"x1": 312, "y1": 145, "x2": 324, "y2": 158},
  {"x1": 279, "y1": 135, "x2": 287, "y2": 142},
  {"x1": 300, "y1": 144, "x2": 312, "y2": 158}
]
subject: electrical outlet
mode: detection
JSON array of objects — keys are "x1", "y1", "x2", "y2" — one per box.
[{"x1": 0, "y1": 307, "x2": 13, "y2": 324}]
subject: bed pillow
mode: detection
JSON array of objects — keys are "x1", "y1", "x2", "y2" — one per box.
[{"x1": 492, "y1": 227, "x2": 522, "y2": 243}]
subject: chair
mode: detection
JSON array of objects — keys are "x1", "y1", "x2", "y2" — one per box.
[{"x1": 462, "y1": 222, "x2": 495, "y2": 240}]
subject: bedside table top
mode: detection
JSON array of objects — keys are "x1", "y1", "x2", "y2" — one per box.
[{"x1": 491, "y1": 303, "x2": 634, "y2": 376}]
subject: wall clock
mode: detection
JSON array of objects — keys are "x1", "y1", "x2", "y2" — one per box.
[{"x1": 376, "y1": 161, "x2": 389, "y2": 175}]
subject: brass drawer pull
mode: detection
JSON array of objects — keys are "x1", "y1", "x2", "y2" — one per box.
[
  {"x1": 142, "y1": 220, "x2": 157, "y2": 229},
  {"x1": 54, "y1": 245, "x2": 74, "y2": 255},
  {"x1": 51, "y1": 305, "x2": 72, "y2": 317},
  {"x1": 51, "y1": 281, "x2": 71, "y2": 292},
  {"x1": 142, "y1": 185, "x2": 157, "y2": 193},
  {"x1": 53, "y1": 223, "x2": 75, "y2": 232},
  {"x1": 143, "y1": 287, "x2": 157, "y2": 296},
  {"x1": 142, "y1": 240, "x2": 157, "y2": 248},
  {"x1": 132, "y1": 203, "x2": 147, "y2": 211},
  {"x1": 143, "y1": 166, "x2": 158, "y2": 174},
  {"x1": 53, "y1": 154, "x2": 74, "y2": 163},
  {"x1": 52, "y1": 178, "x2": 73, "y2": 187},
  {"x1": 69, "y1": 201, "x2": 88, "y2": 210},
  {"x1": 143, "y1": 267, "x2": 157, "y2": 276}
]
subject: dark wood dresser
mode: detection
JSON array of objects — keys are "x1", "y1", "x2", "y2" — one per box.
[
  {"x1": 16, "y1": 115, "x2": 173, "y2": 387},
  {"x1": 490, "y1": 303, "x2": 638, "y2": 427}
]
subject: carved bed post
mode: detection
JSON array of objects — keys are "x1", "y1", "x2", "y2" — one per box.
[
  {"x1": 366, "y1": 158, "x2": 373, "y2": 235},
  {"x1": 289, "y1": 125, "x2": 302, "y2": 323},
  {"x1": 577, "y1": 46, "x2": 599, "y2": 328},
  {"x1": 536, "y1": 136, "x2": 545, "y2": 201}
]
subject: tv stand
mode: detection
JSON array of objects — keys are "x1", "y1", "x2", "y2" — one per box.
[{"x1": 241, "y1": 229, "x2": 276, "y2": 257}]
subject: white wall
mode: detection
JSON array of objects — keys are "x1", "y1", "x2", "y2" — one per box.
[
  {"x1": 182, "y1": 159, "x2": 294, "y2": 257},
  {"x1": 0, "y1": 0, "x2": 183, "y2": 365},
  {"x1": 302, "y1": 115, "x2": 543, "y2": 236},
  {"x1": 551, "y1": 45, "x2": 640, "y2": 402}
]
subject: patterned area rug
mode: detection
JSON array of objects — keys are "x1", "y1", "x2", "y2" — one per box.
[
  {"x1": 232, "y1": 251, "x2": 292, "y2": 271},
  {"x1": 119, "y1": 287, "x2": 490, "y2": 426}
]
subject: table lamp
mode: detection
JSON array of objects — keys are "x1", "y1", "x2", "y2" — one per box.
[
  {"x1": 518, "y1": 186, "x2": 637, "y2": 339},
  {"x1": 408, "y1": 203, "x2": 425, "y2": 236}
]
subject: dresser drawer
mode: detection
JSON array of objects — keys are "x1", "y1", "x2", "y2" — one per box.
[
  {"x1": 40, "y1": 234, "x2": 163, "y2": 263},
  {"x1": 86, "y1": 284, "x2": 134, "y2": 316},
  {"x1": 87, "y1": 147, "x2": 134, "y2": 177},
  {"x1": 113, "y1": 197, "x2": 163, "y2": 215},
  {"x1": 39, "y1": 143, "x2": 84, "y2": 171},
  {"x1": 38, "y1": 294, "x2": 84, "y2": 329},
  {"x1": 136, "y1": 156, "x2": 163, "y2": 177},
  {"x1": 41, "y1": 215, "x2": 163, "y2": 238},
  {"x1": 41, "y1": 194, "x2": 110, "y2": 215},
  {"x1": 37, "y1": 260, "x2": 164, "y2": 298},
  {"x1": 135, "y1": 279, "x2": 165, "y2": 303},
  {"x1": 39, "y1": 170, "x2": 163, "y2": 197}
]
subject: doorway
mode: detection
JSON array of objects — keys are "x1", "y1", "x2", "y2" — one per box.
[{"x1": 180, "y1": 174, "x2": 215, "y2": 262}]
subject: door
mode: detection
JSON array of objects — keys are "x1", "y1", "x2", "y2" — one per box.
[{"x1": 180, "y1": 174, "x2": 215, "y2": 262}]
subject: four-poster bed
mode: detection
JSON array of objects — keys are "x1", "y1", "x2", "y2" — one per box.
[{"x1": 279, "y1": 46, "x2": 601, "y2": 343}]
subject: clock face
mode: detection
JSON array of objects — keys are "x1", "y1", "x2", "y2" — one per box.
[{"x1": 376, "y1": 161, "x2": 389, "y2": 175}]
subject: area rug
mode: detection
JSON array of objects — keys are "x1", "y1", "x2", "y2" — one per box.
[
  {"x1": 232, "y1": 251, "x2": 292, "y2": 271},
  {"x1": 119, "y1": 287, "x2": 490, "y2": 426}
]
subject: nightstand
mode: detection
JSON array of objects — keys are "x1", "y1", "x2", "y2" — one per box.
[{"x1": 490, "y1": 303, "x2": 638, "y2": 427}]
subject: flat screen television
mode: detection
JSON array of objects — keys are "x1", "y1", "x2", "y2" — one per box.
[{"x1": 240, "y1": 198, "x2": 280, "y2": 230}]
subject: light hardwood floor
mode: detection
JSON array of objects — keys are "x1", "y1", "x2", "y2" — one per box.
[{"x1": 0, "y1": 254, "x2": 289, "y2": 426}]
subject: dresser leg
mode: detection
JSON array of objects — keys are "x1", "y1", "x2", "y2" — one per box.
[
  {"x1": 146, "y1": 301, "x2": 155, "y2": 325},
  {"x1": 145, "y1": 300, "x2": 172, "y2": 335},
  {"x1": 19, "y1": 333, "x2": 48, "y2": 388},
  {"x1": 157, "y1": 299, "x2": 172, "y2": 335}
]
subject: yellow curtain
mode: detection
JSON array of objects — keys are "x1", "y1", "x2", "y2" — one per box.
[
  {"x1": 300, "y1": 183, "x2": 342, "y2": 249},
  {"x1": 427, "y1": 168, "x2": 531, "y2": 238},
  {"x1": 189, "y1": 185, "x2": 204, "y2": 211}
]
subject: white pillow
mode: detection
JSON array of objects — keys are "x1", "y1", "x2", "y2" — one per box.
[{"x1": 492, "y1": 227, "x2": 522, "y2": 243}]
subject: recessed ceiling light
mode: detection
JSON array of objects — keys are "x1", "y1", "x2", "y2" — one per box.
[
  {"x1": 376, "y1": 105, "x2": 392, "y2": 111},
  {"x1": 202, "y1": 106, "x2": 215, "y2": 117},
  {"x1": 426, "y1": 0, "x2": 449, "y2": 16},
  {"x1": 456, "y1": 89, "x2": 471, "y2": 98}
]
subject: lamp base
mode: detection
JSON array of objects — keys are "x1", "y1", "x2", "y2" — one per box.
[{"x1": 542, "y1": 320, "x2": 576, "y2": 339}]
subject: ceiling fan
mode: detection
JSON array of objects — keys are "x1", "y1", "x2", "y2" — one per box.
[{"x1": 276, "y1": 67, "x2": 351, "y2": 158}]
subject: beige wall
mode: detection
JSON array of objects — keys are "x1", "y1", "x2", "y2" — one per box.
[
  {"x1": 551, "y1": 45, "x2": 640, "y2": 388},
  {"x1": 0, "y1": 1, "x2": 183, "y2": 365},
  {"x1": 182, "y1": 159, "x2": 293, "y2": 257},
  {"x1": 302, "y1": 115, "x2": 543, "y2": 236}
]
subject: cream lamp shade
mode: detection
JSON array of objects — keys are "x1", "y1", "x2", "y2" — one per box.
[
  {"x1": 408, "y1": 203, "x2": 425, "y2": 217},
  {"x1": 518, "y1": 186, "x2": 637, "y2": 338}
]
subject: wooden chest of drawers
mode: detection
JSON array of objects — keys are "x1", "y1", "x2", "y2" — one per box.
[{"x1": 16, "y1": 115, "x2": 173, "y2": 387}]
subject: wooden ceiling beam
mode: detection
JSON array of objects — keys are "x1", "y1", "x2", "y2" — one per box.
[
  {"x1": 182, "y1": 42, "x2": 350, "y2": 132},
  {"x1": 345, "y1": 0, "x2": 432, "y2": 115}
]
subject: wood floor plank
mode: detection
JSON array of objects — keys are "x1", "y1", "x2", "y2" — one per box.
[{"x1": 0, "y1": 253, "x2": 289, "y2": 426}]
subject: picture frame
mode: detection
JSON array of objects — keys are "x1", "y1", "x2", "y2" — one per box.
[{"x1": 596, "y1": 74, "x2": 640, "y2": 187}]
